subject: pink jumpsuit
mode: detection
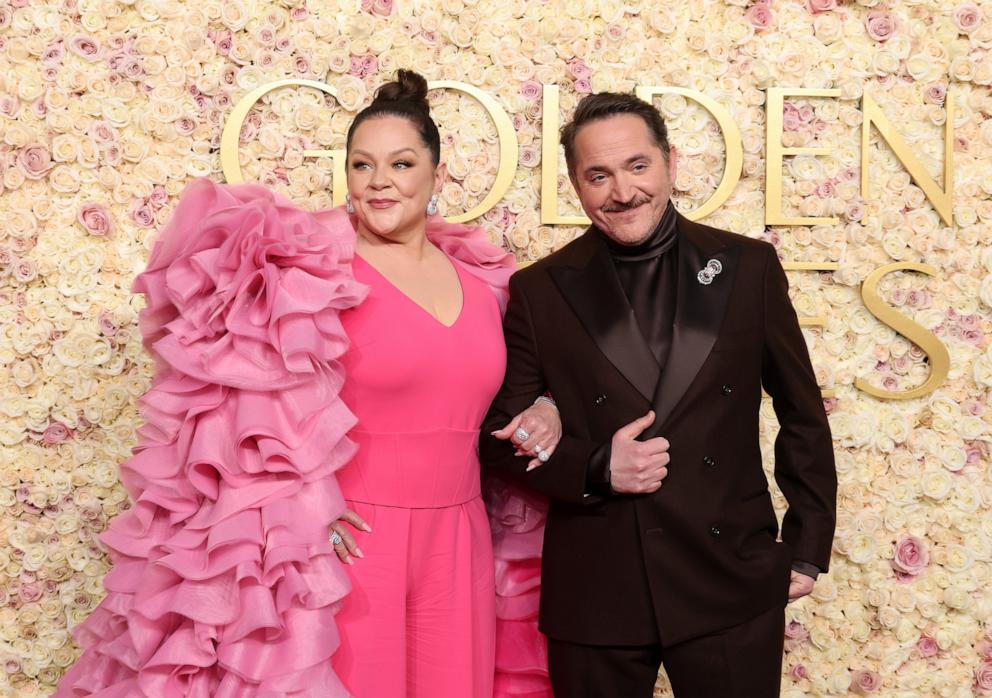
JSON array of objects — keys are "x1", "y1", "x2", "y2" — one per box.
[{"x1": 333, "y1": 254, "x2": 505, "y2": 697}]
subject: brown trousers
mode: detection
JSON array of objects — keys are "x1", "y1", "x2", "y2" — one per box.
[{"x1": 547, "y1": 604, "x2": 786, "y2": 698}]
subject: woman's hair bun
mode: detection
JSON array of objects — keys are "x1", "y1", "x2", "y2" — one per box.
[{"x1": 372, "y1": 69, "x2": 430, "y2": 112}]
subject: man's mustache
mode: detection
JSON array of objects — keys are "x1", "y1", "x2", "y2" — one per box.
[{"x1": 601, "y1": 197, "x2": 651, "y2": 213}]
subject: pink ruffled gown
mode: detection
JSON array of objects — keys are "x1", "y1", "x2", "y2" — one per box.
[{"x1": 53, "y1": 179, "x2": 552, "y2": 698}]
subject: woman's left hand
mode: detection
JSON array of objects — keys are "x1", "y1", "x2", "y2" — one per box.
[{"x1": 491, "y1": 399, "x2": 562, "y2": 471}]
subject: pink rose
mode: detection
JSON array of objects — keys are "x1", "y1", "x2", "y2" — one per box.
[
  {"x1": 0, "y1": 95, "x2": 18, "y2": 118},
  {"x1": 216, "y1": 32, "x2": 233, "y2": 55},
  {"x1": 976, "y1": 663, "x2": 992, "y2": 693},
  {"x1": 18, "y1": 582, "x2": 43, "y2": 603},
  {"x1": 17, "y1": 144, "x2": 53, "y2": 180},
  {"x1": 574, "y1": 79, "x2": 592, "y2": 94},
  {"x1": 892, "y1": 536, "x2": 929, "y2": 576},
  {"x1": 954, "y1": 4, "x2": 982, "y2": 33},
  {"x1": 520, "y1": 80, "x2": 542, "y2": 102},
  {"x1": 924, "y1": 83, "x2": 947, "y2": 105},
  {"x1": 865, "y1": 11, "x2": 898, "y2": 42},
  {"x1": 745, "y1": 2, "x2": 774, "y2": 29},
  {"x1": 68, "y1": 34, "x2": 101, "y2": 60},
  {"x1": 917, "y1": 635, "x2": 939, "y2": 658},
  {"x1": 88, "y1": 120, "x2": 117, "y2": 143},
  {"x1": 41, "y1": 41, "x2": 64, "y2": 65},
  {"x1": 568, "y1": 59, "x2": 592, "y2": 81},
  {"x1": 174, "y1": 116, "x2": 197, "y2": 136},
  {"x1": 149, "y1": 185, "x2": 169, "y2": 208},
  {"x1": 371, "y1": 0, "x2": 393, "y2": 16},
  {"x1": 850, "y1": 670, "x2": 881, "y2": 694},
  {"x1": 815, "y1": 181, "x2": 835, "y2": 198},
  {"x1": 782, "y1": 102, "x2": 802, "y2": 131},
  {"x1": 12, "y1": 258, "x2": 36, "y2": 283},
  {"x1": 99, "y1": 311, "x2": 118, "y2": 336},
  {"x1": 78, "y1": 202, "x2": 115, "y2": 237},
  {"x1": 789, "y1": 664, "x2": 808, "y2": 680},
  {"x1": 845, "y1": 202, "x2": 865, "y2": 222},
  {"x1": 806, "y1": 0, "x2": 837, "y2": 13},
  {"x1": 785, "y1": 620, "x2": 809, "y2": 640},
  {"x1": 130, "y1": 200, "x2": 155, "y2": 228},
  {"x1": 43, "y1": 422, "x2": 71, "y2": 444}
]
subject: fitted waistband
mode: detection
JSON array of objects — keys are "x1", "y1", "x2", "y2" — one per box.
[{"x1": 338, "y1": 428, "x2": 483, "y2": 508}]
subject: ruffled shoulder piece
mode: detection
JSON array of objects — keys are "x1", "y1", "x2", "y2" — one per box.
[
  {"x1": 424, "y1": 214, "x2": 516, "y2": 312},
  {"x1": 56, "y1": 178, "x2": 367, "y2": 697}
]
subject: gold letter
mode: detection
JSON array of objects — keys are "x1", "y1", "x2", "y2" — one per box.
[
  {"x1": 765, "y1": 88, "x2": 841, "y2": 226},
  {"x1": 540, "y1": 85, "x2": 591, "y2": 225},
  {"x1": 221, "y1": 79, "x2": 347, "y2": 204},
  {"x1": 636, "y1": 86, "x2": 744, "y2": 222},
  {"x1": 861, "y1": 92, "x2": 954, "y2": 226},
  {"x1": 855, "y1": 262, "x2": 950, "y2": 399},
  {"x1": 428, "y1": 80, "x2": 517, "y2": 223}
]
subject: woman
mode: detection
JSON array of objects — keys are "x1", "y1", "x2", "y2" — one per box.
[
  {"x1": 327, "y1": 72, "x2": 556, "y2": 696},
  {"x1": 55, "y1": 71, "x2": 554, "y2": 697}
]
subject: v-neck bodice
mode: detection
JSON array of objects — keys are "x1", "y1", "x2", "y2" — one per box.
[{"x1": 340, "y1": 252, "x2": 506, "y2": 435}]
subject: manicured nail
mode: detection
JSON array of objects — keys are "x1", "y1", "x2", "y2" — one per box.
[
  {"x1": 363, "y1": 524, "x2": 373, "y2": 533},
  {"x1": 526, "y1": 462, "x2": 539, "y2": 471},
  {"x1": 354, "y1": 548, "x2": 364, "y2": 558}
]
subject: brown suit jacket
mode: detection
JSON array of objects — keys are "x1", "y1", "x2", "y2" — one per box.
[{"x1": 479, "y1": 213, "x2": 837, "y2": 646}]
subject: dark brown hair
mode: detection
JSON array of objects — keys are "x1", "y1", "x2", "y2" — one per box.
[
  {"x1": 560, "y1": 92, "x2": 671, "y2": 176},
  {"x1": 346, "y1": 69, "x2": 441, "y2": 165}
]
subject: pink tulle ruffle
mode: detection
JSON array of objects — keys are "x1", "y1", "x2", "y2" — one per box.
[{"x1": 56, "y1": 180, "x2": 367, "y2": 697}]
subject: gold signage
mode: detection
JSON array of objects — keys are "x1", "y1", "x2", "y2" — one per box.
[
  {"x1": 222, "y1": 80, "x2": 956, "y2": 228},
  {"x1": 220, "y1": 80, "x2": 956, "y2": 399},
  {"x1": 766, "y1": 88, "x2": 842, "y2": 227},
  {"x1": 856, "y1": 263, "x2": 951, "y2": 399}
]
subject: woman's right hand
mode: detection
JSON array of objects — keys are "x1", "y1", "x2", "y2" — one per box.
[{"x1": 329, "y1": 509, "x2": 372, "y2": 565}]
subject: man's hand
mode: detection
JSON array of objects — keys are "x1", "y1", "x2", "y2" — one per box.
[
  {"x1": 787, "y1": 570, "x2": 815, "y2": 602},
  {"x1": 609, "y1": 411, "x2": 670, "y2": 494}
]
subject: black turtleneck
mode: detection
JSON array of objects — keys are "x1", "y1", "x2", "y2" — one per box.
[
  {"x1": 585, "y1": 203, "x2": 679, "y2": 503},
  {"x1": 600, "y1": 201, "x2": 679, "y2": 368}
]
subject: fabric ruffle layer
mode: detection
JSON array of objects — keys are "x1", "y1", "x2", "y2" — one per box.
[{"x1": 56, "y1": 180, "x2": 367, "y2": 697}]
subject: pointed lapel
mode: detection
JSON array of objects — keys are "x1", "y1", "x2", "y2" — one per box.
[
  {"x1": 549, "y1": 231, "x2": 659, "y2": 402},
  {"x1": 649, "y1": 216, "x2": 740, "y2": 430}
]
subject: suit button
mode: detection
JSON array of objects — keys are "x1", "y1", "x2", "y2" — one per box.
[
  {"x1": 721, "y1": 384, "x2": 732, "y2": 395},
  {"x1": 594, "y1": 394, "x2": 607, "y2": 405},
  {"x1": 710, "y1": 526, "x2": 721, "y2": 536},
  {"x1": 703, "y1": 456, "x2": 715, "y2": 467}
]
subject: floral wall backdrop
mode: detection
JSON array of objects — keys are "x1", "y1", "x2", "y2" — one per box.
[{"x1": 0, "y1": 0, "x2": 990, "y2": 695}]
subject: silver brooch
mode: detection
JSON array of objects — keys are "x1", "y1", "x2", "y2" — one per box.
[{"x1": 696, "y1": 259, "x2": 723, "y2": 285}]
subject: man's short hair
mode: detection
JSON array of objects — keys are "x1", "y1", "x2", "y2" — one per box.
[{"x1": 560, "y1": 92, "x2": 671, "y2": 177}]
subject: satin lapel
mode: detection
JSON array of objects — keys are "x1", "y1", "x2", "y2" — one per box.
[
  {"x1": 649, "y1": 219, "x2": 740, "y2": 430},
  {"x1": 549, "y1": 232, "x2": 659, "y2": 401}
]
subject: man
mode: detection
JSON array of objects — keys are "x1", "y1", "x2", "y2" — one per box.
[{"x1": 479, "y1": 92, "x2": 836, "y2": 697}]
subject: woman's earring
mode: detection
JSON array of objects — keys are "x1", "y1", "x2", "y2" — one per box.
[
  {"x1": 426, "y1": 193, "x2": 439, "y2": 216},
  {"x1": 345, "y1": 193, "x2": 355, "y2": 214}
]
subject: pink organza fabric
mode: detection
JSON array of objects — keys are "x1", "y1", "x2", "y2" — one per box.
[{"x1": 55, "y1": 178, "x2": 550, "y2": 697}]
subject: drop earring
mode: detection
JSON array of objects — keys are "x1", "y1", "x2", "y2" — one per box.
[
  {"x1": 426, "y1": 193, "x2": 439, "y2": 216},
  {"x1": 345, "y1": 193, "x2": 355, "y2": 214}
]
